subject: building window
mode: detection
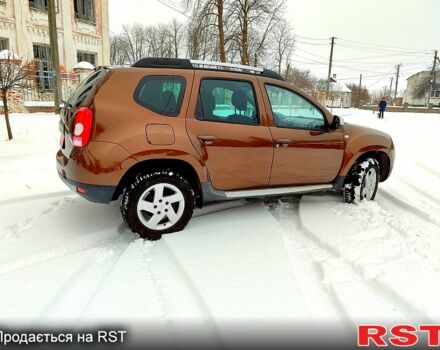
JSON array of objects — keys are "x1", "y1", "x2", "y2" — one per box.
[
  {"x1": 77, "y1": 51, "x2": 97, "y2": 66},
  {"x1": 29, "y1": 0, "x2": 48, "y2": 11},
  {"x1": 74, "y1": 0, "x2": 95, "y2": 23},
  {"x1": 33, "y1": 44, "x2": 53, "y2": 90},
  {"x1": 431, "y1": 90, "x2": 440, "y2": 98},
  {"x1": 0, "y1": 38, "x2": 8, "y2": 51}
]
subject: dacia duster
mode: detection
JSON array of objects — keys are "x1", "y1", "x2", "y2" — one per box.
[{"x1": 57, "y1": 58, "x2": 395, "y2": 240}]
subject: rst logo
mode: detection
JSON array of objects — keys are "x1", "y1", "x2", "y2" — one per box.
[{"x1": 358, "y1": 325, "x2": 440, "y2": 347}]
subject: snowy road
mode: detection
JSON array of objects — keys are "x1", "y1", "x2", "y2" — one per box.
[{"x1": 0, "y1": 110, "x2": 439, "y2": 346}]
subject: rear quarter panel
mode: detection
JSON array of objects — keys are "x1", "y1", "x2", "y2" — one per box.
[{"x1": 92, "y1": 68, "x2": 208, "y2": 184}]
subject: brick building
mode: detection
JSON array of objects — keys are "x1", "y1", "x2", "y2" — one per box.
[{"x1": 0, "y1": 0, "x2": 110, "y2": 111}]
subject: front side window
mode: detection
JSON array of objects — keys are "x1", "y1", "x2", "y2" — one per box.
[
  {"x1": 33, "y1": 44, "x2": 53, "y2": 91},
  {"x1": 74, "y1": 0, "x2": 95, "y2": 23},
  {"x1": 134, "y1": 76, "x2": 185, "y2": 117},
  {"x1": 196, "y1": 79, "x2": 258, "y2": 125},
  {"x1": 265, "y1": 85, "x2": 325, "y2": 130}
]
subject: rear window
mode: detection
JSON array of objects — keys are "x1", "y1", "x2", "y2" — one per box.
[
  {"x1": 134, "y1": 76, "x2": 185, "y2": 117},
  {"x1": 67, "y1": 68, "x2": 108, "y2": 107}
]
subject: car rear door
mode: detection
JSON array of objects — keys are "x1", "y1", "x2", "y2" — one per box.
[
  {"x1": 260, "y1": 81, "x2": 345, "y2": 186},
  {"x1": 185, "y1": 70, "x2": 274, "y2": 191}
]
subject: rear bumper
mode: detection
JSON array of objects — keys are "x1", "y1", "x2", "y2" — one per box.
[{"x1": 58, "y1": 171, "x2": 116, "y2": 204}]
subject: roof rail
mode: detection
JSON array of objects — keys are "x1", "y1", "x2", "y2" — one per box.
[
  {"x1": 132, "y1": 57, "x2": 193, "y2": 69},
  {"x1": 131, "y1": 57, "x2": 284, "y2": 81},
  {"x1": 190, "y1": 60, "x2": 263, "y2": 74}
]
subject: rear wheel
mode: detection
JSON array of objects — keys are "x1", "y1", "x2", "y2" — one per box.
[
  {"x1": 343, "y1": 158, "x2": 380, "y2": 204},
  {"x1": 121, "y1": 171, "x2": 195, "y2": 240}
]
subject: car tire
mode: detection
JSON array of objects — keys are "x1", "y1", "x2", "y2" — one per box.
[
  {"x1": 121, "y1": 170, "x2": 195, "y2": 240},
  {"x1": 343, "y1": 158, "x2": 380, "y2": 204}
]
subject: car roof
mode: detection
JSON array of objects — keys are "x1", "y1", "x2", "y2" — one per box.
[{"x1": 130, "y1": 57, "x2": 285, "y2": 82}]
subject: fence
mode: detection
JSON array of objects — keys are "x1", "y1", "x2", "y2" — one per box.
[{"x1": 23, "y1": 72, "x2": 80, "y2": 104}]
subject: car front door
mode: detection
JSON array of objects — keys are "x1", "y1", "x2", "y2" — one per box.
[
  {"x1": 261, "y1": 83, "x2": 345, "y2": 186},
  {"x1": 186, "y1": 71, "x2": 273, "y2": 191}
]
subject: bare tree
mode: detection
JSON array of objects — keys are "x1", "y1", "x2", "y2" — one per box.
[
  {"x1": 0, "y1": 53, "x2": 32, "y2": 140},
  {"x1": 183, "y1": 0, "x2": 228, "y2": 62},
  {"x1": 171, "y1": 19, "x2": 184, "y2": 58},
  {"x1": 272, "y1": 19, "x2": 295, "y2": 75},
  {"x1": 186, "y1": 9, "x2": 219, "y2": 60},
  {"x1": 112, "y1": 21, "x2": 185, "y2": 65},
  {"x1": 285, "y1": 68, "x2": 316, "y2": 92},
  {"x1": 228, "y1": 0, "x2": 286, "y2": 66},
  {"x1": 121, "y1": 23, "x2": 148, "y2": 64},
  {"x1": 110, "y1": 34, "x2": 128, "y2": 65},
  {"x1": 112, "y1": 1, "x2": 294, "y2": 68},
  {"x1": 314, "y1": 78, "x2": 328, "y2": 91},
  {"x1": 346, "y1": 83, "x2": 370, "y2": 107}
]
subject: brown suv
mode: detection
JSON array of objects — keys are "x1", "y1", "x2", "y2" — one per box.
[{"x1": 57, "y1": 58, "x2": 395, "y2": 240}]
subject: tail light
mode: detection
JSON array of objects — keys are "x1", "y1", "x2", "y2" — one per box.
[{"x1": 73, "y1": 107, "x2": 93, "y2": 147}]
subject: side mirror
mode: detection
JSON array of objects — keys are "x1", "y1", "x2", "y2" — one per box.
[{"x1": 331, "y1": 115, "x2": 344, "y2": 129}]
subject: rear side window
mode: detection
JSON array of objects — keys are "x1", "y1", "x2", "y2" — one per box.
[
  {"x1": 196, "y1": 79, "x2": 259, "y2": 125},
  {"x1": 134, "y1": 76, "x2": 185, "y2": 117}
]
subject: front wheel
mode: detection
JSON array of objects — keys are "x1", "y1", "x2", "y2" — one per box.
[
  {"x1": 343, "y1": 158, "x2": 380, "y2": 204},
  {"x1": 121, "y1": 171, "x2": 195, "y2": 240}
]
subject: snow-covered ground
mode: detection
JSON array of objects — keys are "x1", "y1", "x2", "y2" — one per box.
[{"x1": 0, "y1": 109, "x2": 439, "y2": 346}]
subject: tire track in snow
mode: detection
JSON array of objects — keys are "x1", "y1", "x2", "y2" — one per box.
[
  {"x1": 297, "y1": 197, "x2": 432, "y2": 323},
  {"x1": 269, "y1": 197, "x2": 422, "y2": 323},
  {"x1": 411, "y1": 159, "x2": 440, "y2": 180},
  {"x1": 158, "y1": 238, "x2": 223, "y2": 344},
  {"x1": 265, "y1": 199, "x2": 353, "y2": 331},
  {"x1": 134, "y1": 238, "x2": 223, "y2": 346},
  {"x1": 378, "y1": 189, "x2": 440, "y2": 227},
  {"x1": 0, "y1": 191, "x2": 72, "y2": 207},
  {"x1": 393, "y1": 175, "x2": 440, "y2": 207},
  {"x1": 138, "y1": 240, "x2": 180, "y2": 345},
  {"x1": 0, "y1": 230, "x2": 125, "y2": 276},
  {"x1": 0, "y1": 197, "x2": 76, "y2": 241},
  {"x1": 34, "y1": 234, "x2": 135, "y2": 323}
]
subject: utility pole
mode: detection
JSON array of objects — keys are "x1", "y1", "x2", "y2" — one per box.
[
  {"x1": 357, "y1": 73, "x2": 362, "y2": 108},
  {"x1": 325, "y1": 37, "x2": 335, "y2": 100},
  {"x1": 389, "y1": 77, "x2": 393, "y2": 103},
  {"x1": 48, "y1": 0, "x2": 62, "y2": 114},
  {"x1": 394, "y1": 64, "x2": 401, "y2": 104},
  {"x1": 427, "y1": 50, "x2": 438, "y2": 106}
]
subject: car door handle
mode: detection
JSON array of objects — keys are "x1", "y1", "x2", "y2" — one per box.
[
  {"x1": 198, "y1": 135, "x2": 217, "y2": 145},
  {"x1": 275, "y1": 138, "x2": 293, "y2": 148}
]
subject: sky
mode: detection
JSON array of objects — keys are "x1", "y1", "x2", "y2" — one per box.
[{"x1": 108, "y1": 0, "x2": 440, "y2": 92}]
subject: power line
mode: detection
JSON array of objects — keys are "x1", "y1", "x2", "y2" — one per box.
[
  {"x1": 295, "y1": 34, "x2": 329, "y2": 41},
  {"x1": 156, "y1": 0, "x2": 193, "y2": 19},
  {"x1": 295, "y1": 33, "x2": 435, "y2": 54},
  {"x1": 336, "y1": 43, "x2": 432, "y2": 56},
  {"x1": 295, "y1": 40, "x2": 329, "y2": 46},
  {"x1": 337, "y1": 37, "x2": 432, "y2": 52},
  {"x1": 295, "y1": 48, "x2": 431, "y2": 67}
]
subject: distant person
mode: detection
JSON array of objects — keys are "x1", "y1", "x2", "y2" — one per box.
[{"x1": 378, "y1": 98, "x2": 387, "y2": 119}]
